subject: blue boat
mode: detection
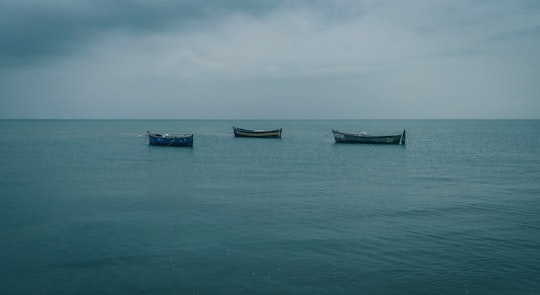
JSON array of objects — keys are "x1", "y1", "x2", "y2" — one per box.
[{"x1": 147, "y1": 131, "x2": 193, "y2": 147}]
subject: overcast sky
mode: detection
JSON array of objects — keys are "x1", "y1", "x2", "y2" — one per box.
[{"x1": 1, "y1": 0, "x2": 539, "y2": 119}]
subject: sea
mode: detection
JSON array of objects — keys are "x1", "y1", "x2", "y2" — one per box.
[{"x1": 0, "y1": 119, "x2": 539, "y2": 295}]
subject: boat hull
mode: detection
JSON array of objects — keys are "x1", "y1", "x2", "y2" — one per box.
[
  {"x1": 147, "y1": 131, "x2": 193, "y2": 147},
  {"x1": 332, "y1": 130, "x2": 405, "y2": 145},
  {"x1": 233, "y1": 127, "x2": 282, "y2": 138}
]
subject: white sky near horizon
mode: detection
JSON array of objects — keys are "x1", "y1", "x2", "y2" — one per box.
[{"x1": 1, "y1": 0, "x2": 539, "y2": 119}]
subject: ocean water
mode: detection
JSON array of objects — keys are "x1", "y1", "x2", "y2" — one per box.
[{"x1": 0, "y1": 119, "x2": 539, "y2": 294}]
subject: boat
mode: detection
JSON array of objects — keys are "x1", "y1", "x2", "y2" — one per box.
[
  {"x1": 147, "y1": 131, "x2": 193, "y2": 147},
  {"x1": 332, "y1": 129, "x2": 406, "y2": 145},
  {"x1": 233, "y1": 126, "x2": 282, "y2": 138}
]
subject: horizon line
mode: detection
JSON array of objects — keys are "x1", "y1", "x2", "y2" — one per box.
[{"x1": 1, "y1": 118, "x2": 538, "y2": 121}]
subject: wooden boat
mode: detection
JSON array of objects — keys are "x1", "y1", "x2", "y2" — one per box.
[
  {"x1": 147, "y1": 131, "x2": 193, "y2": 147},
  {"x1": 233, "y1": 126, "x2": 282, "y2": 138},
  {"x1": 332, "y1": 129, "x2": 406, "y2": 145}
]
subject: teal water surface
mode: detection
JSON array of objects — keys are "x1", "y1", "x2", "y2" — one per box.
[{"x1": 1, "y1": 120, "x2": 539, "y2": 294}]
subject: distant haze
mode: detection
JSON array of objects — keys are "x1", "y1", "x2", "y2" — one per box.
[{"x1": 1, "y1": 0, "x2": 539, "y2": 119}]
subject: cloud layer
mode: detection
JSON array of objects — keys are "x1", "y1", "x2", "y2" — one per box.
[{"x1": 1, "y1": 0, "x2": 539, "y2": 119}]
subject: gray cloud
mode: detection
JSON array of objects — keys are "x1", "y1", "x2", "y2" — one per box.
[{"x1": 0, "y1": 0, "x2": 287, "y2": 67}]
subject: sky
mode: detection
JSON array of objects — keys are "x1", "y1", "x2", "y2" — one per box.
[{"x1": 1, "y1": 0, "x2": 539, "y2": 119}]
